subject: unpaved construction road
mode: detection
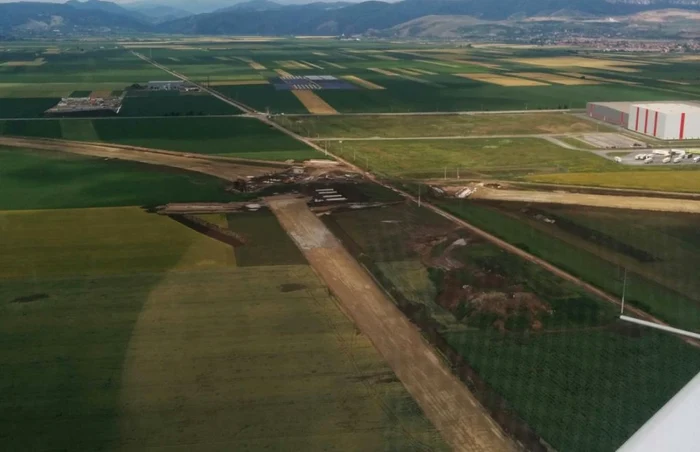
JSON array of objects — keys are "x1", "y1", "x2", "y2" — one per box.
[
  {"x1": 472, "y1": 187, "x2": 700, "y2": 213},
  {"x1": 267, "y1": 195, "x2": 517, "y2": 452},
  {"x1": 0, "y1": 136, "x2": 280, "y2": 181}
]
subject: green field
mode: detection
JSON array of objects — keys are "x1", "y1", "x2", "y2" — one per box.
[
  {"x1": 277, "y1": 112, "x2": 613, "y2": 138},
  {"x1": 436, "y1": 201, "x2": 700, "y2": 332},
  {"x1": 120, "y1": 91, "x2": 242, "y2": 116},
  {"x1": 0, "y1": 147, "x2": 246, "y2": 210},
  {"x1": 327, "y1": 137, "x2": 620, "y2": 179},
  {"x1": 0, "y1": 117, "x2": 320, "y2": 161},
  {"x1": 0, "y1": 207, "x2": 448, "y2": 451},
  {"x1": 325, "y1": 202, "x2": 700, "y2": 452}
]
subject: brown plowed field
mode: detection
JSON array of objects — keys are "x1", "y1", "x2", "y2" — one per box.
[
  {"x1": 472, "y1": 188, "x2": 700, "y2": 213},
  {"x1": 266, "y1": 195, "x2": 517, "y2": 452},
  {"x1": 0, "y1": 136, "x2": 281, "y2": 182}
]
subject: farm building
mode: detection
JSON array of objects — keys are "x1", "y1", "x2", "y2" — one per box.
[
  {"x1": 586, "y1": 101, "x2": 630, "y2": 126},
  {"x1": 628, "y1": 103, "x2": 700, "y2": 140},
  {"x1": 147, "y1": 80, "x2": 185, "y2": 91}
]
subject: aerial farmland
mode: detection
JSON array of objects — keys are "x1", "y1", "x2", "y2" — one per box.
[{"x1": 1, "y1": 37, "x2": 699, "y2": 452}]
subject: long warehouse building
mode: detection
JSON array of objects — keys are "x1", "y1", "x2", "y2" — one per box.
[
  {"x1": 587, "y1": 100, "x2": 700, "y2": 139},
  {"x1": 628, "y1": 103, "x2": 700, "y2": 140}
]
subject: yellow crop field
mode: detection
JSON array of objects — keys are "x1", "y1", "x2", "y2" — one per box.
[
  {"x1": 559, "y1": 72, "x2": 641, "y2": 86},
  {"x1": 393, "y1": 68, "x2": 421, "y2": 76},
  {"x1": 464, "y1": 61, "x2": 502, "y2": 69},
  {"x1": 509, "y1": 56, "x2": 643, "y2": 72},
  {"x1": 1, "y1": 58, "x2": 45, "y2": 67},
  {"x1": 517, "y1": 72, "x2": 600, "y2": 85},
  {"x1": 417, "y1": 59, "x2": 459, "y2": 68},
  {"x1": 209, "y1": 80, "x2": 268, "y2": 86},
  {"x1": 277, "y1": 60, "x2": 312, "y2": 69},
  {"x1": 292, "y1": 90, "x2": 338, "y2": 114},
  {"x1": 90, "y1": 90, "x2": 113, "y2": 98},
  {"x1": 372, "y1": 54, "x2": 399, "y2": 61},
  {"x1": 409, "y1": 68, "x2": 437, "y2": 75},
  {"x1": 526, "y1": 171, "x2": 700, "y2": 193},
  {"x1": 368, "y1": 67, "x2": 399, "y2": 76},
  {"x1": 300, "y1": 60, "x2": 323, "y2": 69},
  {"x1": 342, "y1": 75, "x2": 385, "y2": 90},
  {"x1": 275, "y1": 69, "x2": 293, "y2": 77},
  {"x1": 321, "y1": 60, "x2": 346, "y2": 69},
  {"x1": 456, "y1": 73, "x2": 549, "y2": 87},
  {"x1": 659, "y1": 79, "x2": 690, "y2": 85}
]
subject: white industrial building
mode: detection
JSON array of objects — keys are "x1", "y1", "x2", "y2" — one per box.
[
  {"x1": 628, "y1": 103, "x2": 700, "y2": 140},
  {"x1": 587, "y1": 100, "x2": 700, "y2": 140}
]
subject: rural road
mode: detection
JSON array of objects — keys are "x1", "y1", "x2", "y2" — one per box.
[
  {"x1": 0, "y1": 136, "x2": 282, "y2": 181},
  {"x1": 267, "y1": 195, "x2": 517, "y2": 452},
  {"x1": 471, "y1": 187, "x2": 700, "y2": 213}
]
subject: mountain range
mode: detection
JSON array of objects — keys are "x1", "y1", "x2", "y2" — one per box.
[{"x1": 1, "y1": 0, "x2": 699, "y2": 37}]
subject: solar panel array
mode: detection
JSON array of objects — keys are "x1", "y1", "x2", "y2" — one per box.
[{"x1": 272, "y1": 75, "x2": 358, "y2": 91}]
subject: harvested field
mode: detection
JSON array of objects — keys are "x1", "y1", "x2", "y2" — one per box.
[
  {"x1": 510, "y1": 57, "x2": 642, "y2": 72},
  {"x1": 1, "y1": 58, "x2": 45, "y2": 67},
  {"x1": 275, "y1": 68, "x2": 293, "y2": 77},
  {"x1": 471, "y1": 188, "x2": 700, "y2": 213},
  {"x1": 455, "y1": 73, "x2": 548, "y2": 87},
  {"x1": 517, "y1": 72, "x2": 600, "y2": 85},
  {"x1": 342, "y1": 75, "x2": 385, "y2": 90},
  {"x1": 266, "y1": 195, "x2": 516, "y2": 452},
  {"x1": 321, "y1": 60, "x2": 346, "y2": 69},
  {"x1": 292, "y1": 90, "x2": 338, "y2": 115},
  {"x1": 43, "y1": 48, "x2": 61, "y2": 55},
  {"x1": 312, "y1": 51, "x2": 328, "y2": 56},
  {"x1": 208, "y1": 79, "x2": 268, "y2": 86},
  {"x1": 527, "y1": 171, "x2": 700, "y2": 193},
  {"x1": 417, "y1": 59, "x2": 459, "y2": 68},
  {"x1": 560, "y1": 72, "x2": 641, "y2": 86},
  {"x1": 368, "y1": 67, "x2": 399, "y2": 76}
]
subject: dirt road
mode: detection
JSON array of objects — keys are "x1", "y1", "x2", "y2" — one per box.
[
  {"x1": 0, "y1": 136, "x2": 279, "y2": 182},
  {"x1": 472, "y1": 187, "x2": 700, "y2": 213},
  {"x1": 267, "y1": 195, "x2": 517, "y2": 452}
]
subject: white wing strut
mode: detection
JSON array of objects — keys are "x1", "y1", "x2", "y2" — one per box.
[{"x1": 618, "y1": 371, "x2": 700, "y2": 452}]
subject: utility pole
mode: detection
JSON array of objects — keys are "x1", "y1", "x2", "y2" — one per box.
[
  {"x1": 620, "y1": 268, "x2": 628, "y2": 315},
  {"x1": 444, "y1": 167, "x2": 447, "y2": 180},
  {"x1": 418, "y1": 184, "x2": 421, "y2": 207}
]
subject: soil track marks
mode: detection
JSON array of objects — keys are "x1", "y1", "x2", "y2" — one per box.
[
  {"x1": 0, "y1": 136, "x2": 284, "y2": 182},
  {"x1": 266, "y1": 195, "x2": 516, "y2": 452},
  {"x1": 472, "y1": 188, "x2": 700, "y2": 213}
]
